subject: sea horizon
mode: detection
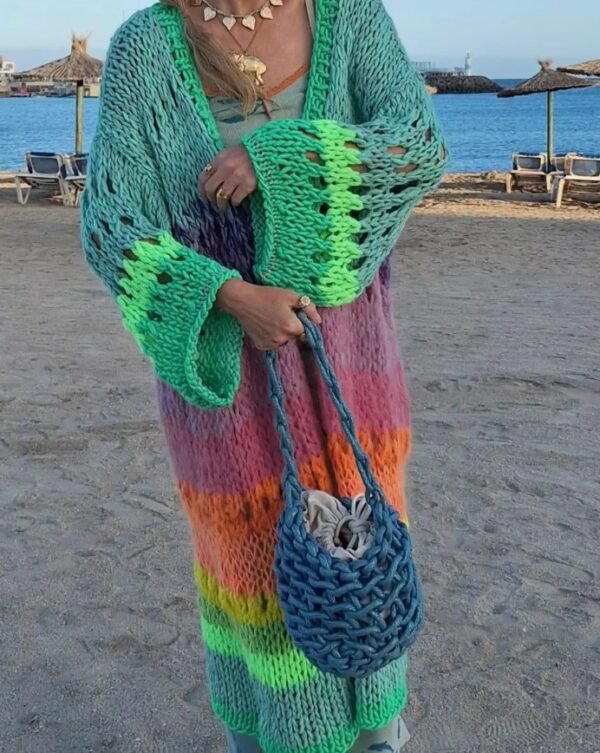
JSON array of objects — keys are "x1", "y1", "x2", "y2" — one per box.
[{"x1": 1, "y1": 79, "x2": 599, "y2": 173}]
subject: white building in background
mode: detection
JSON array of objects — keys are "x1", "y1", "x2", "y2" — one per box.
[
  {"x1": 0, "y1": 56, "x2": 16, "y2": 84},
  {"x1": 465, "y1": 53, "x2": 473, "y2": 76}
]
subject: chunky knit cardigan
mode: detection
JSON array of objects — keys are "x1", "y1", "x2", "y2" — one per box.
[
  {"x1": 81, "y1": 0, "x2": 447, "y2": 410},
  {"x1": 82, "y1": 3, "x2": 447, "y2": 753}
]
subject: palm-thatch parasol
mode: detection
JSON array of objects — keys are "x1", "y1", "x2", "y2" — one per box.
[
  {"x1": 557, "y1": 59, "x2": 600, "y2": 78},
  {"x1": 498, "y1": 60, "x2": 594, "y2": 169},
  {"x1": 16, "y1": 35, "x2": 103, "y2": 154}
]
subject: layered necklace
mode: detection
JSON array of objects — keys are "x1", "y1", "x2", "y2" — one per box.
[
  {"x1": 192, "y1": 0, "x2": 283, "y2": 30},
  {"x1": 191, "y1": 0, "x2": 285, "y2": 87}
]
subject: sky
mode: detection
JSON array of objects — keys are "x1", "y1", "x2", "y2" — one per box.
[{"x1": 1, "y1": 0, "x2": 599, "y2": 78}]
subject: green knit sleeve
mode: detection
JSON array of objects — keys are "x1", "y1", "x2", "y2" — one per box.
[
  {"x1": 242, "y1": 0, "x2": 448, "y2": 307},
  {"x1": 81, "y1": 135, "x2": 244, "y2": 409}
]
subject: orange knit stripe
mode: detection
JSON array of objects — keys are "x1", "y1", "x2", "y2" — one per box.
[{"x1": 178, "y1": 428, "x2": 411, "y2": 597}]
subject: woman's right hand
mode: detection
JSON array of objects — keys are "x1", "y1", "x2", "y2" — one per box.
[{"x1": 216, "y1": 279, "x2": 322, "y2": 351}]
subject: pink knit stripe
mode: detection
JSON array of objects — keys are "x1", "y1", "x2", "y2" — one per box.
[{"x1": 160, "y1": 366, "x2": 409, "y2": 493}]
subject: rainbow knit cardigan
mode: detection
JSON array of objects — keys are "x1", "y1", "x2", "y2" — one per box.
[
  {"x1": 81, "y1": 0, "x2": 447, "y2": 411},
  {"x1": 82, "y1": 3, "x2": 447, "y2": 752}
]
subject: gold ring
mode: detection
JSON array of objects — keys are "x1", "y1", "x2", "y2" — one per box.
[
  {"x1": 216, "y1": 188, "x2": 231, "y2": 202},
  {"x1": 298, "y1": 295, "x2": 311, "y2": 309},
  {"x1": 204, "y1": 164, "x2": 215, "y2": 175}
]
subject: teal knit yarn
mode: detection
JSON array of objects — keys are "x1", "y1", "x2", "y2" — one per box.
[
  {"x1": 81, "y1": 0, "x2": 447, "y2": 407},
  {"x1": 80, "y1": 3, "x2": 443, "y2": 750}
]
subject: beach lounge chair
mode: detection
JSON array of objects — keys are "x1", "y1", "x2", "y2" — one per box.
[
  {"x1": 64, "y1": 153, "x2": 88, "y2": 207},
  {"x1": 14, "y1": 152, "x2": 70, "y2": 206},
  {"x1": 550, "y1": 154, "x2": 570, "y2": 175},
  {"x1": 554, "y1": 155, "x2": 600, "y2": 207},
  {"x1": 545, "y1": 152, "x2": 577, "y2": 193},
  {"x1": 506, "y1": 152, "x2": 554, "y2": 193}
]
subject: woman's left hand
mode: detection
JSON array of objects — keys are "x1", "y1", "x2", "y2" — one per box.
[{"x1": 199, "y1": 145, "x2": 258, "y2": 211}]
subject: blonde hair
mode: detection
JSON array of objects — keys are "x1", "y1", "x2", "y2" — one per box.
[{"x1": 160, "y1": 0, "x2": 258, "y2": 112}]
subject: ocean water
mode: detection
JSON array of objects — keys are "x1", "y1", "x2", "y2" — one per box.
[
  {"x1": 1, "y1": 80, "x2": 599, "y2": 173},
  {"x1": 435, "y1": 79, "x2": 600, "y2": 171}
]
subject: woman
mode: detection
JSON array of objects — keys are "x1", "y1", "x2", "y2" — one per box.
[{"x1": 81, "y1": 0, "x2": 447, "y2": 751}]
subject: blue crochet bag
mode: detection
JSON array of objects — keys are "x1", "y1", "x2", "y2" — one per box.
[{"x1": 266, "y1": 314, "x2": 424, "y2": 679}]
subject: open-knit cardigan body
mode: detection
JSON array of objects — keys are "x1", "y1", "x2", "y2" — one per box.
[{"x1": 81, "y1": 2, "x2": 447, "y2": 752}]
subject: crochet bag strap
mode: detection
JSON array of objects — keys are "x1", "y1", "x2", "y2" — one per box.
[{"x1": 266, "y1": 313, "x2": 384, "y2": 504}]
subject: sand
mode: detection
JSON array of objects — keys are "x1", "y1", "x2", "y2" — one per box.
[{"x1": 0, "y1": 175, "x2": 599, "y2": 753}]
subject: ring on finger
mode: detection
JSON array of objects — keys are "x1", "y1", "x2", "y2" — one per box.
[
  {"x1": 204, "y1": 164, "x2": 215, "y2": 175},
  {"x1": 216, "y1": 188, "x2": 231, "y2": 212},
  {"x1": 297, "y1": 295, "x2": 311, "y2": 310}
]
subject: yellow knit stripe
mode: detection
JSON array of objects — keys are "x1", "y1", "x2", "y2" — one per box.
[{"x1": 194, "y1": 563, "x2": 283, "y2": 628}]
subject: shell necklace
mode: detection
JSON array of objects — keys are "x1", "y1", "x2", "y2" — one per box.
[{"x1": 192, "y1": 0, "x2": 284, "y2": 30}]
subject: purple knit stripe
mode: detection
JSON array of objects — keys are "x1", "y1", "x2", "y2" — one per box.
[{"x1": 173, "y1": 198, "x2": 257, "y2": 281}]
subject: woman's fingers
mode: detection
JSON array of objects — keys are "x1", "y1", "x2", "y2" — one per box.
[
  {"x1": 302, "y1": 303, "x2": 322, "y2": 326},
  {"x1": 199, "y1": 164, "x2": 218, "y2": 197},
  {"x1": 288, "y1": 291, "x2": 322, "y2": 327},
  {"x1": 202, "y1": 170, "x2": 227, "y2": 203},
  {"x1": 220, "y1": 283, "x2": 323, "y2": 352},
  {"x1": 200, "y1": 146, "x2": 258, "y2": 208},
  {"x1": 218, "y1": 178, "x2": 246, "y2": 210},
  {"x1": 229, "y1": 181, "x2": 254, "y2": 207},
  {"x1": 285, "y1": 315, "x2": 306, "y2": 340},
  {"x1": 215, "y1": 191, "x2": 229, "y2": 213},
  {"x1": 201, "y1": 169, "x2": 249, "y2": 211}
]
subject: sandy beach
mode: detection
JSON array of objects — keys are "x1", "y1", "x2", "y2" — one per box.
[{"x1": 1, "y1": 175, "x2": 599, "y2": 753}]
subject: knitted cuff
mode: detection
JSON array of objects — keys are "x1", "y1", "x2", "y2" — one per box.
[
  {"x1": 244, "y1": 116, "x2": 448, "y2": 308},
  {"x1": 243, "y1": 119, "x2": 367, "y2": 307},
  {"x1": 117, "y1": 233, "x2": 243, "y2": 408}
]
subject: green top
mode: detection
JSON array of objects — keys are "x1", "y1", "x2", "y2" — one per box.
[
  {"x1": 209, "y1": 73, "x2": 309, "y2": 149},
  {"x1": 81, "y1": 0, "x2": 448, "y2": 409}
]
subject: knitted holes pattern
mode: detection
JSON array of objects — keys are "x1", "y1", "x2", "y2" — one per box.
[
  {"x1": 81, "y1": 2, "x2": 442, "y2": 746},
  {"x1": 82, "y1": 0, "x2": 446, "y2": 407},
  {"x1": 81, "y1": 139, "x2": 244, "y2": 408},
  {"x1": 267, "y1": 317, "x2": 423, "y2": 678},
  {"x1": 242, "y1": 0, "x2": 447, "y2": 306}
]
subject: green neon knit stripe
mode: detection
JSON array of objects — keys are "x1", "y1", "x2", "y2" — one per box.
[
  {"x1": 243, "y1": 119, "x2": 367, "y2": 307},
  {"x1": 201, "y1": 617, "x2": 318, "y2": 689},
  {"x1": 200, "y1": 598, "x2": 294, "y2": 656},
  {"x1": 115, "y1": 232, "x2": 243, "y2": 407}
]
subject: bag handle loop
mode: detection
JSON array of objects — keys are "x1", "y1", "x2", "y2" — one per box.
[{"x1": 266, "y1": 313, "x2": 386, "y2": 509}]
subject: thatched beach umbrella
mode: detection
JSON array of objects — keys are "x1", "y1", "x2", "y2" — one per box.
[
  {"x1": 497, "y1": 60, "x2": 594, "y2": 169},
  {"x1": 557, "y1": 59, "x2": 600, "y2": 77},
  {"x1": 16, "y1": 35, "x2": 103, "y2": 154}
]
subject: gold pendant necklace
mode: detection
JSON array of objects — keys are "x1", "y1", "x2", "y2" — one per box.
[
  {"x1": 220, "y1": 10, "x2": 268, "y2": 86},
  {"x1": 230, "y1": 52, "x2": 267, "y2": 87},
  {"x1": 192, "y1": 0, "x2": 283, "y2": 31}
]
